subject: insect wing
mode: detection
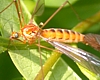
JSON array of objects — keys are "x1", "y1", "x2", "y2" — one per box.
[
  {"x1": 48, "y1": 41, "x2": 100, "y2": 76},
  {"x1": 31, "y1": 0, "x2": 45, "y2": 18}
]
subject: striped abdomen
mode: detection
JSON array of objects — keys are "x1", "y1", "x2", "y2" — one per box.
[{"x1": 40, "y1": 28, "x2": 85, "y2": 43}]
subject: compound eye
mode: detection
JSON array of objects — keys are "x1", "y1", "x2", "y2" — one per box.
[{"x1": 14, "y1": 32, "x2": 19, "y2": 38}]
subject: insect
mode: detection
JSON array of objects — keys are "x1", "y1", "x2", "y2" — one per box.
[
  {"x1": 48, "y1": 41, "x2": 100, "y2": 78},
  {"x1": 1, "y1": 0, "x2": 82, "y2": 80},
  {"x1": 1, "y1": 0, "x2": 100, "y2": 80},
  {"x1": 83, "y1": 33, "x2": 100, "y2": 51}
]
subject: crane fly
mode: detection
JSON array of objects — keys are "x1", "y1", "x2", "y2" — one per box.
[
  {"x1": 48, "y1": 41, "x2": 100, "y2": 77},
  {"x1": 1, "y1": 0, "x2": 83, "y2": 79},
  {"x1": 1, "y1": 0, "x2": 100, "y2": 80}
]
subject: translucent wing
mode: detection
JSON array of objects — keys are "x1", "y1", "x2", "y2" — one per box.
[
  {"x1": 48, "y1": 41, "x2": 100, "y2": 76},
  {"x1": 31, "y1": 0, "x2": 45, "y2": 19},
  {"x1": 83, "y1": 33, "x2": 100, "y2": 51}
]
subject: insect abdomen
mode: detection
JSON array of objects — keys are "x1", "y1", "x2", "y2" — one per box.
[{"x1": 40, "y1": 28, "x2": 84, "y2": 43}]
